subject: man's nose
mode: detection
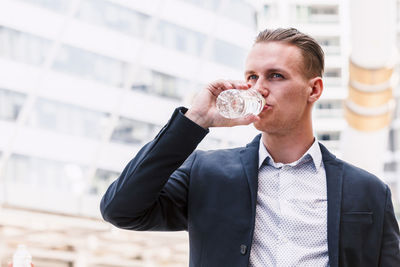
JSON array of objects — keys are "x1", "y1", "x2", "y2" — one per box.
[{"x1": 253, "y1": 80, "x2": 269, "y2": 97}]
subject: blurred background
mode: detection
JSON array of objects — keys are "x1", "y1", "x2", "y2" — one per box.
[{"x1": 0, "y1": 0, "x2": 399, "y2": 266}]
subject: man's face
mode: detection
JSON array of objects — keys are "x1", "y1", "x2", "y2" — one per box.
[{"x1": 244, "y1": 41, "x2": 314, "y2": 134}]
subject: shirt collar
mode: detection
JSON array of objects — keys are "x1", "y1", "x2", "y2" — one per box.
[{"x1": 258, "y1": 138, "x2": 323, "y2": 171}]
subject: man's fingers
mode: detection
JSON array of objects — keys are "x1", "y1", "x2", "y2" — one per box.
[
  {"x1": 208, "y1": 80, "x2": 249, "y2": 96},
  {"x1": 230, "y1": 80, "x2": 250, "y2": 90}
]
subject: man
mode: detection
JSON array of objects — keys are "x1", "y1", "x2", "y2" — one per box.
[{"x1": 100, "y1": 28, "x2": 400, "y2": 267}]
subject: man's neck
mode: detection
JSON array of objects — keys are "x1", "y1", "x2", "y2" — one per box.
[{"x1": 261, "y1": 126, "x2": 315, "y2": 164}]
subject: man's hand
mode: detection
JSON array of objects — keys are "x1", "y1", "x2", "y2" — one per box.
[{"x1": 185, "y1": 80, "x2": 260, "y2": 129}]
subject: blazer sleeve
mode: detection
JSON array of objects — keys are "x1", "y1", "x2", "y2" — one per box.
[
  {"x1": 100, "y1": 107, "x2": 208, "y2": 231},
  {"x1": 379, "y1": 185, "x2": 400, "y2": 266}
]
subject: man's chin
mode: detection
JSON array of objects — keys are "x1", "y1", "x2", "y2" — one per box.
[
  {"x1": 253, "y1": 118, "x2": 283, "y2": 134},
  {"x1": 253, "y1": 121, "x2": 270, "y2": 132}
]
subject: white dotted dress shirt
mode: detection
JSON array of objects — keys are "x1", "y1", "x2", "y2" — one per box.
[{"x1": 249, "y1": 139, "x2": 329, "y2": 267}]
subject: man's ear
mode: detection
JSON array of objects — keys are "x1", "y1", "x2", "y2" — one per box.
[{"x1": 308, "y1": 77, "x2": 323, "y2": 103}]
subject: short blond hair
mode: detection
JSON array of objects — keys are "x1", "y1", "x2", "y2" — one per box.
[{"x1": 255, "y1": 28, "x2": 324, "y2": 78}]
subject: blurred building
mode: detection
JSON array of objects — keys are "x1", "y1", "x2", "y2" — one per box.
[
  {"x1": 257, "y1": 0, "x2": 348, "y2": 155},
  {"x1": 0, "y1": 0, "x2": 258, "y2": 266},
  {"x1": 1, "y1": 0, "x2": 399, "y2": 266},
  {"x1": 257, "y1": 0, "x2": 400, "y2": 215}
]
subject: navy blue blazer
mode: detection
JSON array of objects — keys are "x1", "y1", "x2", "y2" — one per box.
[{"x1": 100, "y1": 108, "x2": 400, "y2": 267}]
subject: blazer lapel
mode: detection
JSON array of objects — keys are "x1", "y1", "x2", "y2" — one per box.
[
  {"x1": 319, "y1": 143, "x2": 344, "y2": 267},
  {"x1": 239, "y1": 135, "x2": 261, "y2": 215}
]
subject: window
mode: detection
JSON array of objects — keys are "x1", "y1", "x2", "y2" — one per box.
[
  {"x1": 153, "y1": 71, "x2": 192, "y2": 99},
  {"x1": 324, "y1": 68, "x2": 341, "y2": 78},
  {"x1": 180, "y1": 0, "x2": 220, "y2": 11},
  {"x1": 316, "y1": 36, "x2": 340, "y2": 47},
  {"x1": 315, "y1": 36, "x2": 340, "y2": 55},
  {"x1": 16, "y1": 0, "x2": 70, "y2": 13},
  {"x1": 211, "y1": 39, "x2": 247, "y2": 69},
  {"x1": 90, "y1": 168, "x2": 120, "y2": 195},
  {"x1": 77, "y1": 0, "x2": 150, "y2": 38},
  {"x1": 4, "y1": 154, "x2": 88, "y2": 194},
  {"x1": 223, "y1": 0, "x2": 256, "y2": 28},
  {"x1": 27, "y1": 98, "x2": 110, "y2": 139},
  {"x1": 52, "y1": 45, "x2": 128, "y2": 87},
  {"x1": 153, "y1": 21, "x2": 206, "y2": 56},
  {"x1": 384, "y1": 161, "x2": 397, "y2": 172},
  {"x1": 0, "y1": 27, "x2": 51, "y2": 66},
  {"x1": 262, "y1": 3, "x2": 278, "y2": 21},
  {"x1": 316, "y1": 99, "x2": 342, "y2": 110},
  {"x1": 111, "y1": 117, "x2": 161, "y2": 145},
  {"x1": 388, "y1": 128, "x2": 400, "y2": 151},
  {"x1": 0, "y1": 88, "x2": 26, "y2": 121},
  {"x1": 295, "y1": 5, "x2": 339, "y2": 23},
  {"x1": 315, "y1": 99, "x2": 343, "y2": 118},
  {"x1": 131, "y1": 69, "x2": 197, "y2": 100},
  {"x1": 392, "y1": 96, "x2": 400, "y2": 120},
  {"x1": 310, "y1": 5, "x2": 338, "y2": 16},
  {"x1": 324, "y1": 68, "x2": 342, "y2": 86}
]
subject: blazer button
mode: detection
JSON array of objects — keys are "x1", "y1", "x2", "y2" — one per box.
[{"x1": 240, "y1": 244, "x2": 247, "y2": 255}]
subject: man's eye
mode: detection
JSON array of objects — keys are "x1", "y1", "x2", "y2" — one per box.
[
  {"x1": 248, "y1": 75, "x2": 258, "y2": 80},
  {"x1": 270, "y1": 73, "x2": 283, "y2": 79}
]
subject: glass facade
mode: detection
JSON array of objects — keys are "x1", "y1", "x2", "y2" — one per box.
[
  {"x1": 262, "y1": 3, "x2": 278, "y2": 21},
  {"x1": 111, "y1": 117, "x2": 161, "y2": 145},
  {"x1": 315, "y1": 99, "x2": 343, "y2": 118},
  {"x1": 152, "y1": 70, "x2": 192, "y2": 99},
  {"x1": 27, "y1": 98, "x2": 110, "y2": 139},
  {"x1": 4, "y1": 154, "x2": 88, "y2": 194},
  {"x1": 16, "y1": 0, "x2": 70, "y2": 14},
  {"x1": 0, "y1": 88, "x2": 26, "y2": 121},
  {"x1": 91, "y1": 168, "x2": 120, "y2": 195},
  {"x1": 52, "y1": 45, "x2": 128, "y2": 87},
  {"x1": 324, "y1": 67, "x2": 342, "y2": 85},
  {"x1": 295, "y1": 4, "x2": 339, "y2": 23},
  {"x1": 211, "y1": 39, "x2": 247, "y2": 69},
  {"x1": 131, "y1": 69, "x2": 196, "y2": 100},
  {"x1": 0, "y1": 0, "x2": 259, "y2": 264},
  {"x1": 181, "y1": 0, "x2": 220, "y2": 11},
  {"x1": 0, "y1": 26, "x2": 51, "y2": 66},
  {"x1": 181, "y1": 0, "x2": 255, "y2": 27},
  {"x1": 224, "y1": 0, "x2": 256, "y2": 27},
  {"x1": 152, "y1": 19, "x2": 247, "y2": 69},
  {"x1": 77, "y1": 0, "x2": 150, "y2": 38},
  {"x1": 153, "y1": 20, "x2": 206, "y2": 56},
  {"x1": 316, "y1": 36, "x2": 341, "y2": 55},
  {"x1": 393, "y1": 97, "x2": 400, "y2": 119},
  {"x1": 384, "y1": 161, "x2": 397, "y2": 172},
  {"x1": 389, "y1": 128, "x2": 400, "y2": 151}
]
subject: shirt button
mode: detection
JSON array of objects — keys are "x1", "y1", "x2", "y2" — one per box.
[{"x1": 240, "y1": 244, "x2": 247, "y2": 255}]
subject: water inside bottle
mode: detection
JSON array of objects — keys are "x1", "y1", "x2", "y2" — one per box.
[
  {"x1": 216, "y1": 90, "x2": 245, "y2": 118},
  {"x1": 216, "y1": 89, "x2": 265, "y2": 119}
]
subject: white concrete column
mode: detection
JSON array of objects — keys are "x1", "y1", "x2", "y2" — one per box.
[{"x1": 341, "y1": 0, "x2": 398, "y2": 177}]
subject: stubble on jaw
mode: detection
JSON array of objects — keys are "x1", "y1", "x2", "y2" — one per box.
[{"x1": 252, "y1": 109, "x2": 308, "y2": 138}]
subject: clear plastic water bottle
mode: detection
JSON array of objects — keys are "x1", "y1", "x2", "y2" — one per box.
[
  {"x1": 216, "y1": 89, "x2": 265, "y2": 118},
  {"x1": 12, "y1": 245, "x2": 32, "y2": 267}
]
